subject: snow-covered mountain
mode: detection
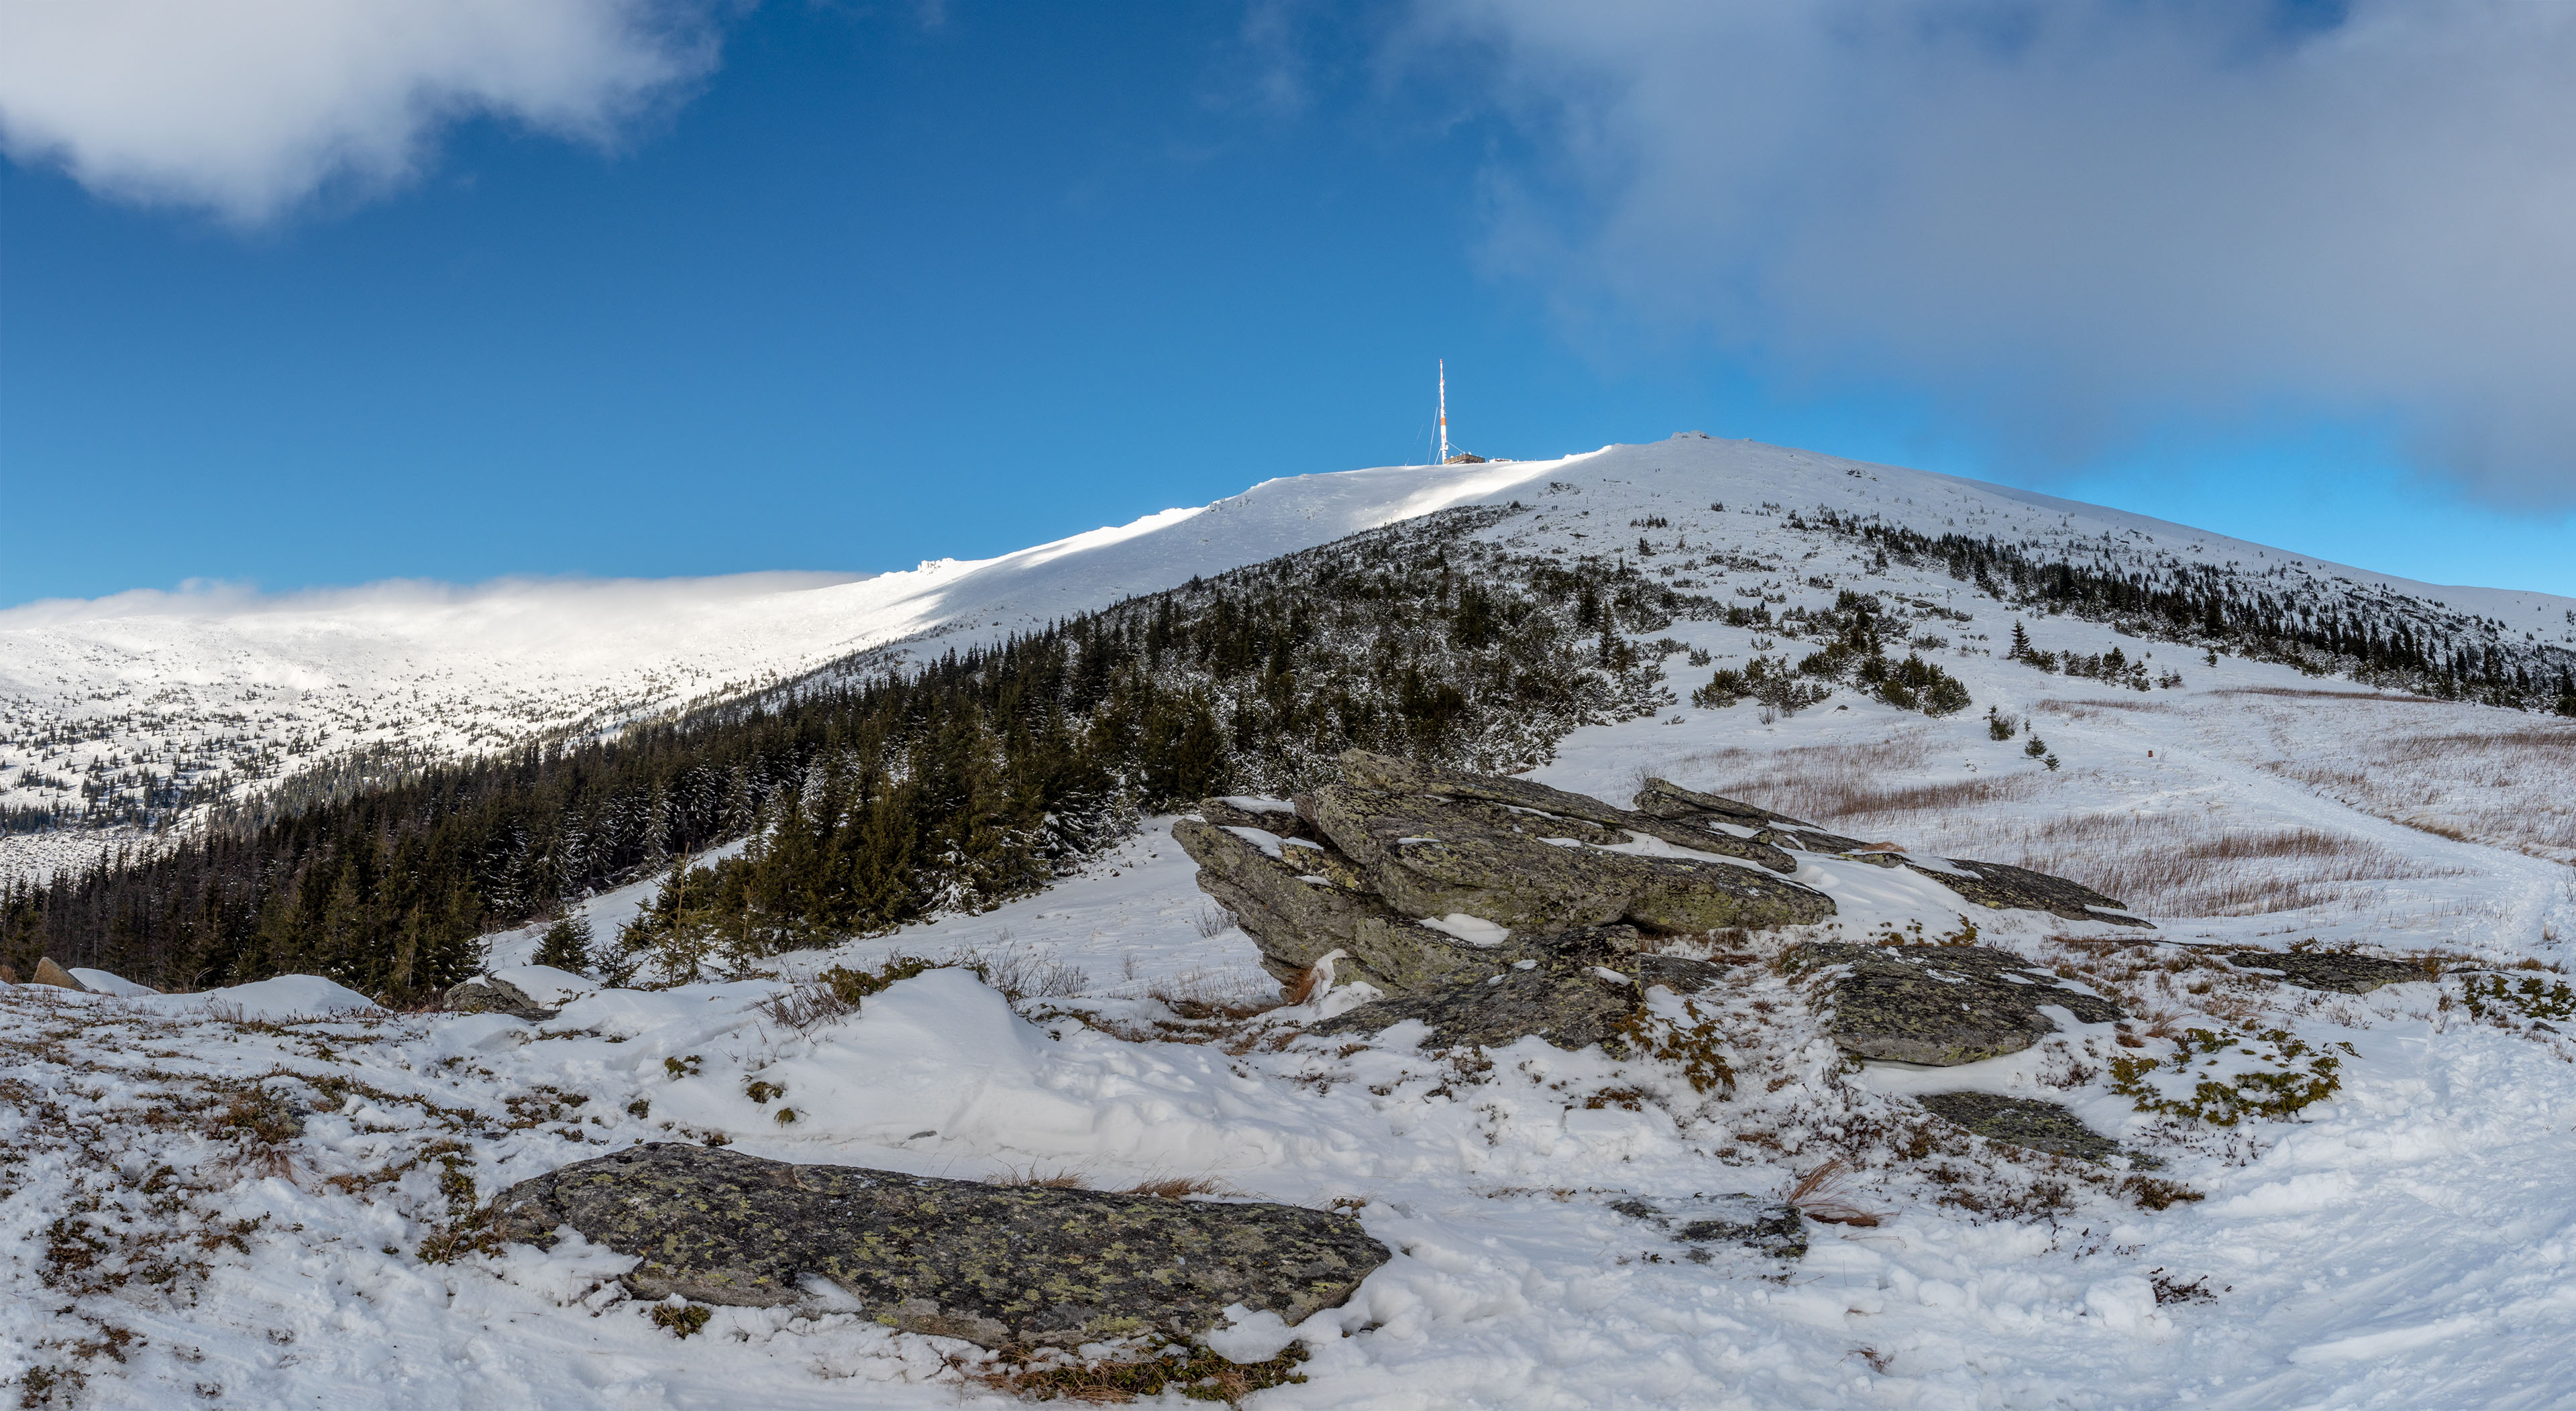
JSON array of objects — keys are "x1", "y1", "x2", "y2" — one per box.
[
  {"x1": 11, "y1": 435, "x2": 2576, "y2": 1407},
  {"x1": 9, "y1": 435, "x2": 2571, "y2": 887},
  {"x1": 0, "y1": 457, "x2": 1546, "y2": 880}
]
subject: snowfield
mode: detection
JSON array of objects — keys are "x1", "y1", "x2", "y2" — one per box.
[{"x1": 7, "y1": 437, "x2": 2576, "y2": 1407}]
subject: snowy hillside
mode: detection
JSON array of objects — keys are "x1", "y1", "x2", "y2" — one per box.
[
  {"x1": 0, "y1": 458, "x2": 1545, "y2": 881},
  {"x1": 9, "y1": 434, "x2": 2576, "y2": 1406},
  {"x1": 9, "y1": 434, "x2": 2569, "y2": 888}
]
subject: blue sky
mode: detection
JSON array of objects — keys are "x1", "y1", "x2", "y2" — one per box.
[{"x1": 4, "y1": 1, "x2": 2573, "y2": 606}]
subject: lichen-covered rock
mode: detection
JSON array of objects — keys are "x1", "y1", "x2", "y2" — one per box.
[
  {"x1": 1782, "y1": 943, "x2": 2125, "y2": 1066},
  {"x1": 442, "y1": 974, "x2": 556, "y2": 1021},
  {"x1": 1313, "y1": 927, "x2": 1721, "y2": 1052},
  {"x1": 2226, "y1": 950, "x2": 2430, "y2": 994},
  {"x1": 1172, "y1": 815, "x2": 1509, "y2": 994},
  {"x1": 486, "y1": 1143, "x2": 1389, "y2": 1349},
  {"x1": 1312, "y1": 783, "x2": 1833, "y2": 936},
  {"x1": 1608, "y1": 1194, "x2": 1807, "y2": 1260},
  {"x1": 1917, "y1": 1092, "x2": 2123, "y2": 1161}
]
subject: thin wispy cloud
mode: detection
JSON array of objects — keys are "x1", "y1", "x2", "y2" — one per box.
[
  {"x1": 0, "y1": 0, "x2": 724, "y2": 224},
  {"x1": 1420, "y1": 0, "x2": 2576, "y2": 502}
]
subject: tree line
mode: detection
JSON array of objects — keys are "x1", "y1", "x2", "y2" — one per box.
[
  {"x1": 2, "y1": 507, "x2": 1688, "y2": 997},
  {"x1": 1802, "y1": 510, "x2": 2576, "y2": 712}
]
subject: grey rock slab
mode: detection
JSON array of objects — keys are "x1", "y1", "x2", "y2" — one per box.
[
  {"x1": 487, "y1": 1143, "x2": 1389, "y2": 1349},
  {"x1": 1313, "y1": 928, "x2": 1723, "y2": 1053},
  {"x1": 1906, "y1": 857, "x2": 2155, "y2": 929},
  {"x1": 1313, "y1": 783, "x2": 1833, "y2": 937},
  {"x1": 2225, "y1": 951, "x2": 2430, "y2": 995},
  {"x1": 1782, "y1": 943, "x2": 2125, "y2": 1066},
  {"x1": 1173, "y1": 816, "x2": 1507, "y2": 995},
  {"x1": 1916, "y1": 1092, "x2": 2123, "y2": 1162}
]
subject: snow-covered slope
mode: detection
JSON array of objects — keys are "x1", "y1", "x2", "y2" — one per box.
[
  {"x1": 0, "y1": 457, "x2": 1550, "y2": 879},
  {"x1": 7, "y1": 433, "x2": 2571, "y2": 889},
  {"x1": 11, "y1": 435, "x2": 2576, "y2": 1407}
]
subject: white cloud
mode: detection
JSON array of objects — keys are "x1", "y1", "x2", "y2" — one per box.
[
  {"x1": 1420, "y1": 0, "x2": 2576, "y2": 500},
  {"x1": 0, "y1": 571, "x2": 865, "y2": 630},
  {"x1": 0, "y1": 0, "x2": 720, "y2": 223}
]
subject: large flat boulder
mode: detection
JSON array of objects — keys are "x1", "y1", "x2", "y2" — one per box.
[
  {"x1": 1917, "y1": 1092, "x2": 2123, "y2": 1162},
  {"x1": 2226, "y1": 951, "x2": 2430, "y2": 994},
  {"x1": 1782, "y1": 943, "x2": 2124, "y2": 1066},
  {"x1": 487, "y1": 1143, "x2": 1389, "y2": 1349},
  {"x1": 1311, "y1": 783, "x2": 1833, "y2": 937}
]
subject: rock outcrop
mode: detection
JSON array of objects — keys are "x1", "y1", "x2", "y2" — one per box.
[
  {"x1": 1916, "y1": 1092, "x2": 2123, "y2": 1162},
  {"x1": 442, "y1": 974, "x2": 557, "y2": 1022},
  {"x1": 1781, "y1": 943, "x2": 2125, "y2": 1066},
  {"x1": 1310, "y1": 783, "x2": 1829, "y2": 937},
  {"x1": 1178, "y1": 752, "x2": 2151, "y2": 1015},
  {"x1": 2226, "y1": 951, "x2": 2429, "y2": 995},
  {"x1": 1313, "y1": 927, "x2": 1729, "y2": 1053},
  {"x1": 1176, "y1": 750, "x2": 1839, "y2": 1001},
  {"x1": 487, "y1": 1143, "x2": 1388, "y2": 1349}
]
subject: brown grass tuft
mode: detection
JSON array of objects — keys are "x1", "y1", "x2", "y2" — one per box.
[{"x1": 1782, "y1": 1158, "x2": 1883, "y2": 1227}]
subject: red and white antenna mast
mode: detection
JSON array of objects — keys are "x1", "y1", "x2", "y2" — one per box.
[{"x1": 1437, "y1": 359, "x2": 1449, "y2": 464}]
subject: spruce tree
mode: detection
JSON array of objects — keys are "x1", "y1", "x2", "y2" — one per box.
[{"x1": 535, "y1": 913, "x2": 594, "y2": 974}]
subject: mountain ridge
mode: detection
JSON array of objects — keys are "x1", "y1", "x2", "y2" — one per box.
[{"x1": 6, "y1": 435, "x2": 2571, "y2": 884}]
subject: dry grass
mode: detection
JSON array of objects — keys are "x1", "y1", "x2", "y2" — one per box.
[
  {"x1": 979, "y1": 1166, "x2": 1239, "y2": 1199},
  {"x1": 2215, "y1": 687, "x2": 2447, "y2": 704},
  {"x1": 1782, "y1": 1158, "x2": 1883, "y2": 1227},
  {"x1": 2000, "y1": 820, "x2": 2462, "y2": 918},
  {"x1": 984, "y1": 1164, "x2": 1089, "y2": 1188},
  {"x1": 1658, "y1": 732, "x2": 2050, "y2": 826},
  {"x1": 1657, "y1": 731, "x2": 2471, "y2": 918},
  {"x1": 2265, "y1": 722, "x2": 2576, "y2": 864},
  {"x1": 945, "y1": 941, "x2": 1092, "y2": 1003},
  {"x1": 1144, "y1": 967, "x2": 1276, "y2": 1022}
]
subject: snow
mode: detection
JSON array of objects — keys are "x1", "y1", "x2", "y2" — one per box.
[
  {"x1": 23, "y1": 433, "x2": 2569, "y2": 887},
  {"x1": 11, "y1": 437, "x2": 2576, "y2": 1406},
  {"x1": 0, "y1": 457, "x2": 1573, "y2": 882},
  {"x1": 485, "y1": 966, "x2": 596, "y2": 1008},
  {"x1": 65, "y1": 967, "x2": 154, "y2": 997},
  {"x1": 194, "y1": 974, "x2": 383, "y2": 1019},
  {"x1": 1418, "y1": 913, "x2": 1513, "y2": 948}
]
